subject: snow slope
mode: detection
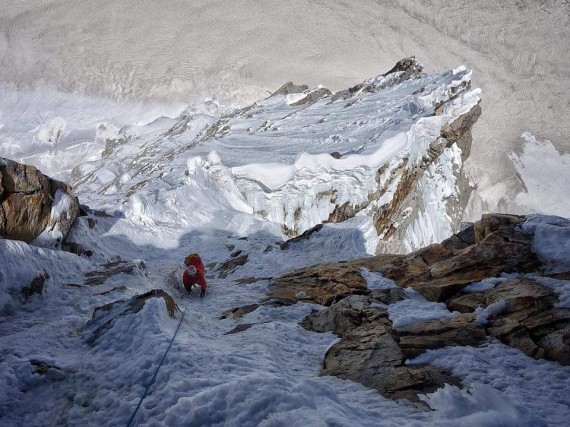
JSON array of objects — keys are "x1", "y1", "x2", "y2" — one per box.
[
  {"x1": 56, "y1": 61, "x2": 479, "y2": 255},
  {"x1": 1, "y1": 0, "x2": 569, "y2": 216},
  {"x1": 1, "y1": 64, "x2": 569, "y2": 425},
  {"x1": 2, "y1": 215, "x2": 570, "y2": 426}
]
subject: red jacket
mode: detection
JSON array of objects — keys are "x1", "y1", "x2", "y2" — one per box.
[
  {"x1": 184, "y1": 254, "x2": 205, "y2": 274},
  {"x1": 183, "y1": 268, "x2": 207, "y2": 292}
]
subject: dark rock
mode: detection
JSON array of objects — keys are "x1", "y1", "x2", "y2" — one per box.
[
  {"x1": 223, "y1": 321, "x2": 270, "y2": 335},
  {"x1": 84, "y1": 260, "x2": 146, "y2": 286},
  {"x1": 219, "y1": 304, "x2": 260, "y2": 320},
  {"x1": 270, "y1": 82, "x2": 309, "y2": 97},
  {"x1": 478, "y1": 278, "x2": 570, "y2": 364},
  {"x1": 30, "y1": 360, "x2": 62, "y2": 375},
  {"x1": 290, "y1": 87, "x2": 332, "y2": 106},
  {"x1": 217, "y1": 254, "x2": 249, "y2": 278},
  {"x1": 322, "y1": 322, "x2": 461, "y2": 403},
  {"x1": 268, "y1": 262, "x2": 368, "y2": 306},
  {"x1": 538, "y1": 327, "x2": 570, "y2": 365},
  {"x1": 448, "y1": 293, "x2": 486, "y2": 313},
  {"x1": 484, "y1": 278, "x2": 557, "y2": 313},
  {"x1": 473, "y1": 213, "x2": 525, "y2": 243},
  {"x1": 301, "y1": 295, "x2": 390, "y2": 337},
  {"x1": 441, "y1": 224, "x2": 475, "y2": 251},
  {"x1": 370, "y1": 288, "x2": 407, "y2": 305},
  {"x1": 383, "y1": 56, "x2": 424, "y2": 78},
  {"x1": 22, "y1": 273, "x2": 48, "y2": 300},
  {"x1": 61, "y1": 241, "x2": 93, "y2": 257},
  {"x1": 280, "y1": 224, "x2": 323, "y2": 250}
]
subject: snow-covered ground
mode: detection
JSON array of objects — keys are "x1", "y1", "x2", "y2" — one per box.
[
  {"x1": 1, "y1": 2, "x2": 570, "y2": 425},
  {"x1": 2, "y1": 213, "x2": 570, "y2": 426},
  {"x1": 1, "y1": 0, "x2": 569, "y2": 217}
]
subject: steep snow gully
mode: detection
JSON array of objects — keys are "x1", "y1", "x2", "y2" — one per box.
[{"x1": 1, "y1": 59, "x2": 569, "y2": 426}]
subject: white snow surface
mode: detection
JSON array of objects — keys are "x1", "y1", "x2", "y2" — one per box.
[
  {"x1": 65, "y1": 62, "x2": 479, "y2": 253},
  {"x1": 475, "y1": 299, "x2": 509, "y2": 326},
  {"x1": 388, "y1": 288, "x2": 460, "y2": 328},
  {"x1": 409, "y1": 341, "x2": 570, "y2": 427},
  {"x1": 0, "y1": 14, "x2": 569, "y2": 423},
  {"x1": 2, "y1": 1, "x2": 569, "y2": 218},
  {"x1": 522, "y1": 215, "x2": 570, "y2": 274},
  {"x1": 509, "y1": 133, "x2": 570, "y2": 217}
]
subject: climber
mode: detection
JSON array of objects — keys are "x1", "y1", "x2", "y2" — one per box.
[{"x1": 182, "y1": 253, "x2": 207, "y2": 298}]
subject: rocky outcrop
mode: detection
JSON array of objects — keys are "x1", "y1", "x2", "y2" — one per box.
[
  {"x1": 396, "y1": 314, "x2": 486, "y2": 359},
  {"x1": 263, "y1": 213, "x2": 569, "y2": 402},
  {"x1": 84, "y1": 289, "x2": 177, "y2": 344},
  {"x1": 216, "y1": 254, "x2": 249, "y2": 279},
  {"x1": 323, "y1": 322, "x2": 461, "y2": 403},
  {"x1": 0, "y1": 158, "x2": 80, "y2": 245},
  {"x1": 83, "y1": 259, "x2": 147, "y2": 286},
  {"x1": 268, "y1": 261, "x2": 371, "y2": 306},
  {"x1": 448, "y1": 277, "x2": 569, "y2": 364}
]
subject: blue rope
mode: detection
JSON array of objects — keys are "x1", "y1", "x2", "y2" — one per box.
[{"x1": 125, "y1": 299, "x2": 190, "y2": 427}]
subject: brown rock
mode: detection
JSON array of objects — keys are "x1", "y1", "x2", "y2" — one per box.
[
  {"x1": 440, "y1": 224, "x2": 475, "y2": 251},
  {"x1": 322, "y1": 322, "x2": 460, "y2": 402},
  {"x1": 484, "y1": 278, "x2": 557, "y2": 313},
  {"x1": 217, "y1": 254, "x2": 249, "y2": 279},
  {"x1": 473, "y1": 213, "x2": 525, "y2": 243},
  {"x1": 0, "y1": 158, "x2": 80, "y2": 244},
  {"x1": 448, "y1": 293, "x2": 486, "y2": 313},
  {"x1": 538, "y1": 327, "x2": 570, "y2": 365},
  {"x1": 301, "y1": 295, "x2": 390, "y2": 337},
  {"x1": 219, "y1": 304, "x2": 260, "y2": 320},
  {"x1": 396, "y1": 314, "x2": 487, "y2": 359},
  {"x1": 479, "y1": 278, "x2": 569, "y2": 364},
  {"x1": 268, "y1": 262, "x2": 368, "y2": 306},
  {"x1": 84, "y1": 260, "x2": 146, "y2": 286}
]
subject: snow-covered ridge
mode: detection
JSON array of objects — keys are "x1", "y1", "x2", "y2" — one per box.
[{"x1": 70, "y1": 58, "x2": 480, "y2": 254}]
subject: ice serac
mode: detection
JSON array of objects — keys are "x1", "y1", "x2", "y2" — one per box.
[
  {"x1": 67, "y1": 58, "x2": 480, "y2": 255},
  {"x1": 0, "y1": 158, "x2": 80, "y2": 246},
  {"x1": 202, "y1": 57, "x2": 481, "y2": 254}
]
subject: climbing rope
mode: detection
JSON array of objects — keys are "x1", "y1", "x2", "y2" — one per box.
[{"x1": 125, "y1": 298, "x2": 190, "y2": 427}]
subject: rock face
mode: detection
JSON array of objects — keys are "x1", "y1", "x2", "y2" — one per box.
[
  {"x1": 0, "y1": 158, "x2": 80, "y2": 245},
  {"x1": 448, "y1": 277, "x2": 570, "y2": 364},
  {"x1": 264, "y1": 213, "x2": 570, "y2": 402}
]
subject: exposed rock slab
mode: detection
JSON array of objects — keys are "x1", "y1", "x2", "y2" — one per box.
[
  {"x1": 301, "y1": 295, "x2": 392, "y2": 337},
  {"x1": 396, "y1": 314, "x2": 487, "y2": 359},
  {"x1": 268, "y1": 262, "x2": 371, "y2": 306},
  {"x1": 84, "y1": 259, "x2": 146, "y2": 286},
  {"x1": 217, "y1": 254, "x2": 249, "y2": 279},
  {"x1": 322, "y1": 322, "x2": 461, "y2": 402},
  {"x1": 479, "y1": 278, "x2": 568, "y2": 364},
  {"x1": 0, "y1": 158, "x2": 80, "y2": 244}
]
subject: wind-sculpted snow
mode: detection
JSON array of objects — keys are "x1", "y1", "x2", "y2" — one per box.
[{"x1": 69, "y1": 60, "x2": 479, "y2": 254}]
